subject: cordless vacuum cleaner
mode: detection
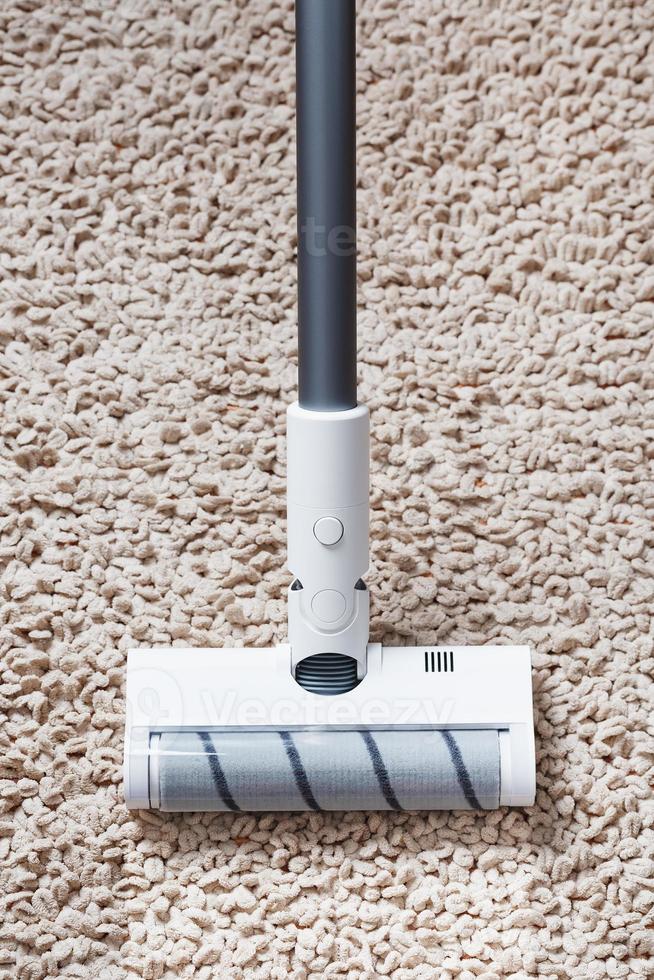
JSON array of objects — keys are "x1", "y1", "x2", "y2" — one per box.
[{"x1": 123, "y1": 0, "x2": 536, "y2": 813}]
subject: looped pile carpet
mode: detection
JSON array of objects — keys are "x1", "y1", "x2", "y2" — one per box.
[{"x1": 0, "y1": 1, "x2": 652, "y2": 977}]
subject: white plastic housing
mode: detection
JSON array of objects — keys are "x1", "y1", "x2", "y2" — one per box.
[
  {"x1": 124, "y1": 644, "x2": 536, "y2": 809},
  {"x1": 286, "y1": 402, "x2": 369, "y2": 673}
]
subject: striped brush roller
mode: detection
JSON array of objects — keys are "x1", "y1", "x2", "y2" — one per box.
[{"x1": 150, "y1": 728, "x2": 501, "y2": 812}]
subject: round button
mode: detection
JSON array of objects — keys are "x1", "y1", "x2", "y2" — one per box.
[
  {"x1": 313, "y1": 517, "x2": 344, "y2": 546},
  {"x1": 311, "y1": 590, "x2": 347, "y2": 623}
]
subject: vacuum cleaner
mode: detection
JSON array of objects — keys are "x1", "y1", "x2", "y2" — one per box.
[{"x1": 123, "y1": 0, "x2": 536, "y2": 813}]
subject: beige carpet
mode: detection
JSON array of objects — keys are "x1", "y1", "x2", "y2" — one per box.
[{"x1": 1, "y1": 0, "x2": 653, "y2": 976}]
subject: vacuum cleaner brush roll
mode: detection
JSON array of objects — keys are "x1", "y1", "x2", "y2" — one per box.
[{"x1": 150, "y1": 727, "x2": 501, "y2": 812}]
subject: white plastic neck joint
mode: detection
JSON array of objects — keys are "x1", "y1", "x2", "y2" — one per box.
[{"x1": 286, "y1": 402, "x2": 370, "y2": 678}]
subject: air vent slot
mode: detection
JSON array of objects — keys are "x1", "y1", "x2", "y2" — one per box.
[{"x1": 424, "y1": 650, "x2": 454, "y2": 673}]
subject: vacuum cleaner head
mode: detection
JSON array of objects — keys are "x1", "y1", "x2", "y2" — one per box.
[
  {"x1": 124, "y1": 645, "x2": 534, "y2": 811},
  {"x1": 123, "y1": 0, "x2": 536, "y2": 813}
]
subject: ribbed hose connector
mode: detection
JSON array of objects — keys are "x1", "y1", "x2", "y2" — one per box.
[{"x1": 294, "y1": 652, "x2": 360, "y2": 695}]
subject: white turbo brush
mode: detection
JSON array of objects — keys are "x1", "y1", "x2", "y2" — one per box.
[{"x1": 124, "y1": 0, "x2": 536, "y2": 813}]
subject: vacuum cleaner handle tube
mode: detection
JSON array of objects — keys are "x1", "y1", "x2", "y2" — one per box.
[
  {"x1": 296, "y1": 0, "x2": 357, "y2": 411},
  {"x1": 289, "y1": 0, "x2": 369, "y2": 687}
]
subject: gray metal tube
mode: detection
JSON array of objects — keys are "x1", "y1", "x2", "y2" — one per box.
[{"x1": 296, "y1": 0, "x2": 357, "y2": 411}]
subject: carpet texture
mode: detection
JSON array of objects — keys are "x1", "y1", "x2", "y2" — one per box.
[{"x1": 1, "y1": 0, "x2": 653, "y2": 977}]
